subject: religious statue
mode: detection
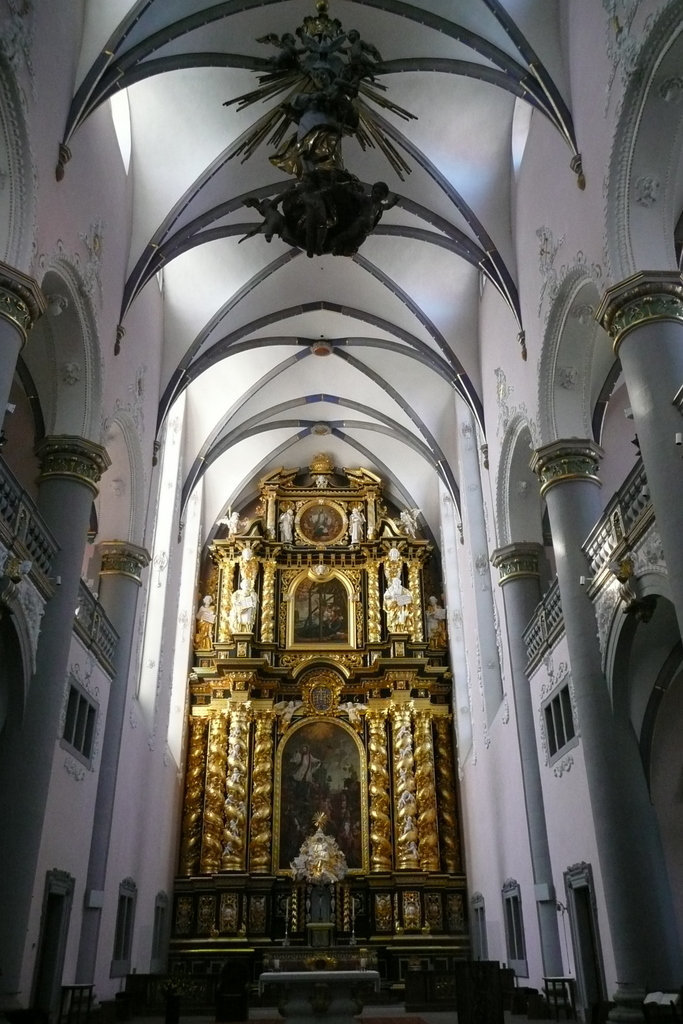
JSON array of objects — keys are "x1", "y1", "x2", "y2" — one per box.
[
  {"x1": 279, "y1": 506, "x2": 294, "y2": 544},
  {"x1": 229, "y1": 579, "x2": 258, "y2": 633},
  {"x1": 195, "y1": 595, "x2": 216, "y2": 649},
  {"x1": 426, "y1": 595, "x2": 448, "y2": 648},
  {"x1": 399, "y1": 507, "x2": 421, "y2": 538},
  {"x1": 383, "y1": 575, "x2": 414, "y2": 632},
  {"x1": 349, "y1": 505, "x2": 365, "y2": 544},
  {"x1": 220, "y1": 510, "x2": 241, "y2": 536}
]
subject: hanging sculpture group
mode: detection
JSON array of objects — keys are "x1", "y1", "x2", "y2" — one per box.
[{"x1": 225, "y1": 0, "x2": 416, "y2": 257}]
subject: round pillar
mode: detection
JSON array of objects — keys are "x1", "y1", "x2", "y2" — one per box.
[
  {"x1": 531, "y1": 440, "x2": 682, "y2": 992},
  {"x1": 76, "y1": 540, "x2": 150, "y2": 983},
  {"x1": 0, "y1": 435, "x2": 109, "y2": 999},
  {"x1": 490, "y1": 542, "x2": 563, "y2": 976},
  {"x1": 596, "y1": 271, "x2": 683, "y2": 635},
  {"x1": 0, "y1": 262, "x2": 46, "y2": 429}
]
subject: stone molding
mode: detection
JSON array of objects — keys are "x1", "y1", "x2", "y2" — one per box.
[
  {"x1": 491, "y1": 542, "x2": 543, "y2": 586},
  {"x1": 35, "y1": 435, "x2": 111, "y2": 494},
  {"x1": 0, "y1": 259, "x2": 45, "y2": 343},
  {"x1": 98, "y1": 541, "x2": 150, "y2": 584},
  {"x1": 530, "y1": 440, "x2": 603, "y2": 497},
  {"x1": 596, "y1": 270, "x2": 683, "y2": 355}
]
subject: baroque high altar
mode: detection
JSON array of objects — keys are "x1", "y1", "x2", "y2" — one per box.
[{"x1": 173, "y1": 456, "x2": 466, "y2": 990}]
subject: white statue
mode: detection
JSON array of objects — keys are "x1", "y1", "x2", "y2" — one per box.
[
  {"x1": 279, "y1": 507, "x2": 294, "y2": 544},
  {"x1": 426, "y1": 595, "x2": 448, "y2": 647},
  {"x1": 195, "y1": 595, "x2": 215, "y2": 648},
  {"x1": 229, "y1": 579, "x2": 258, "y2": 632},
  {"x1": 399, "y1": 507, "x2": 421, "y2": 538},
  {"x1": 274, "y1": 699, "x2": 302, "y2": 725},
  {"x1": 383, "y1": 575, "x2": 414, "y2": 632},
  {"x1": 220, "y1": 510, "x2": 241, "y2": 535},
  {"x1": 349, "y1": 505, "x2": 365, "y2": 544}
]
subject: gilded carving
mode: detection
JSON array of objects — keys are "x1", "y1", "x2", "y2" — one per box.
[
  {"x1": 260, "y1": 558, "x2": 277, "y2": 643},
  {"x1": 531, "y1": 440, "x2": 602, "y2": 497},
  {"x1": 425, "y1": 892, "x2": 443, "y2": 931},
  {"x1": 200, "y1": 713, "x2": 228, "y2": 874},
  {"x1": 222, "y1": 705, "x2": 250, "y2": 870},
  {"x1": 596, "y1": 271, "x2": 683, "y2": 354},
  {"x1": 413, "y1": 710, "x2": 440, "y2": 871},
  {"x1": 249, "y1": 708, "x2": 275, "y2": 872},
  {"x1": 374, "y1": 892, "x2": 392, "y2": 932},
  {"x1": 407, "y1": 559, "x2": 423, "y2": 641},
  {"x1": 219, "y1": 892, "x2": 239, "y2": 933},
  {"x1": 365, "y1": 559, "x2": 381, "y2": 643},
  {"x1": 366, "y1": 710, "x2": 392, "y2": 871},
  {"x1": 0, "y1": 262, "x2": 46, "y2": 341},
  {"x1": 174, "y1": 895, "x2": 193, "y2": 935},
  {"x1": 98, "y1": 541, "x2": 150, "y2": 583},
  {"x1": 491, "y1": 543, "x2": 542, "y2": 586},
  {"x1": 447, "y1": 892, "x2": 465, "y2": 931},
  {"x1": 217, "y1": 556, "x2": 236, "y2": 643},
  {"x1": 35, "y1": 436, "x2": 111, "y2": 494},
  {"x1": 433, "y1": 715, "x2": 461, "y2": 872},
  {"x1": 391, "y1": 706, "x2": 419, "y2": 870},
  {"x1": 179, "y1": 715, "x2": 209, "y2": 876},
  {"x1": 249, "y1": 894, "x2": 267, "y2": 933},
  {"x1": 197, "y1": 893, "x2": 216, "y2": 935},
  {"x1": 402, "y1": 890, "x2": 421, "y2": 930}
]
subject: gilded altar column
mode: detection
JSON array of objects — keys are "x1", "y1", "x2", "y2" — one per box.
[
  {"x1": 77, "y1": 541, "x2": 150, "y2": 983},
  {"x1": 217, "y1": 554, "x2": 236, "y2": 642},
  {"x1": 222, "y1": 700, "x2": 251, "y2": 870},
  {"x1": 412, "y1": 707, "x2": 440, "y2": 871},
  {"x1": 391, "y1": 703, "x2": 420, "y2": 870},
  {"x1": 0, "y1": 436, "x2": 109, "y2": 996},
  {"x1": 597, "y1": 272, "x2": 683, "y2": 636},
  {"x1": 200, "y1": 712, "x2": 228, "y2": 873},
  {"x1": 432, "y1": 712, "x2": 461, "y2": 872},
  {"x1": 0, "y1": 262, "x2": 46, "y2": 427},
  {"x1": 490, "y1": 542, "x2": 563, "y2": 976},
  {"x1": 260, "y1": 558, "x2": 276, "y2": 644},
  {"x1": 366, "y1": 559, "x2": 381, "y2": 643},
  {"x1": 407, "y1": 558, "x2": 424, "y2": 641},
  {"x1": 366, "y1": 706, "x2": 393, "y2": 871},
  {"x1": 179, "y1": 714, "x2": 210, "y2": 875},
  {"x1": 531, "y1": 441, "x2": 682, "y2": 992},
  {"x1": 248, "y1": 703, "x2": 275, "y2": 872}
]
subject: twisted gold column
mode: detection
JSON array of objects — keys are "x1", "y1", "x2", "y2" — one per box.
[
  {"x1": 367, "y1": 709, "x2": 393, "y2": 871},
  {"x1": 366, "y1": 560, "x2": 381, "y2": 643},
  {"x1": 260, "y1": 559, "x2": 276, "y2": 644},
  {"x1": 179, "y1": 714, "x2": 209, "y2": 875},
  {"x1": 200, "y1": 713, "x2": 228, "y2": 874},
  {"x1": 433, "y1": 714, "x2": 461, "y2": 872},
  {"x1": 413, "y1": 709, "x2": 440, "y2": 871},
  {"x1": 248, "y1": 706, "x2": 275, "y2": 872},
  {"x1": 391, "y1": 704, "x2": 419, "y2": 870},
  {"x1": 408, "y1": 559, "x2": 423, "y2": 641},
  {"x1": 222, "y1": 704, "x2": 251, "y2": 870},
  {"x1": 218, "y1": 557, "x2": 237, "y2": 642}
]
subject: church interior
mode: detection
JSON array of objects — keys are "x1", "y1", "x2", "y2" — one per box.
[{"x1": 1, "y1": 2, "x2": 683, "y2": 1023}]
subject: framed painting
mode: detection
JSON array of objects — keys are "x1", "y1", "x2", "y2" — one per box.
[
  {"x1": 274, "y1": 718, "x2": 367, "y2": 874},
  {"x1": 286, "y1": 568, "x2": 356, "y2": 648},
  {"x1": 296, "y1": 500, "x2": 347, "y2": 545}
]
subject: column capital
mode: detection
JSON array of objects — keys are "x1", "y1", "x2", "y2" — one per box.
[
  {"x1": 0, "y1": 261, "x2": 47, "y2": 344},
  {"x1": 35, "y1": 435, "x2": 111, "y2": 495},
  {"x1": 98, "y1": 541, "x2": 150, "y2": 584},
  {"x1": 596, "y1": 270, "x2": 683, "y2": 355},
  {"x1": 530, "y1": 439, "x2": 603, "y2": 497},
  {"x1": 491, "y1": 542, "x2": 544, "y2": 586}
]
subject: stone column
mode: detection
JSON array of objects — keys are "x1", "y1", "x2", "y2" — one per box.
[
  {"x1": 0, "y1": 262, "x2": 46, "y2": 428},
  {"x1": 490, "y1": 542, "x2": 563, "y2": 976},
  {"x1": 0, "y1": 436, "x2": 109, "y2": 999},
  {"x1": 596, "y1": 271, "x2": 683, "y2": 635},
  {"x1": 76, "y1": 540, "x2": 150, "y2": 983},
  {"x1": 531, "y1": 440, "x2": 681, "y2": 995}
]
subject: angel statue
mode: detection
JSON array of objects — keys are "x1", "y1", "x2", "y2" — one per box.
[
  {"x1": 219, "y1": 510, "x2": 242, "y2": 536},
  {"x1": 399, "y1": 507, "x2": 421, "y2": 538},
  {"x1": 274, "y1": 699, "x2": 302, "y2": 727}
]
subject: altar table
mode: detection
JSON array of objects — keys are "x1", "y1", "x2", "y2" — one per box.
[{"x1": 259, "y1": 970, "x2": 381, "y2": 1024}]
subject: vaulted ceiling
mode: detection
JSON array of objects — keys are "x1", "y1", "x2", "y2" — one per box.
[{"x1": 66, "y1": 1, "x2": 578, "y2": 546}]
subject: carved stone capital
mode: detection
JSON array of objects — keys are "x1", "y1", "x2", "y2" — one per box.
[
  {"x1": 490, "y1": 542, "x2": 544, "y2": 586},
  {"x1": 98, "y1": 541, "x2": 150, "y2": 584},
  {"x1": 35, "y1": 435, "x2": 111, "y2": 495},
  {"x1": 0, "y1": 261, "x2": 47, "y2": 344},
  {"x1": 596, "y1": 271, "x2": 683, "y2": 355},
  {"x1": 530, "y1": 440, "x2": 603, "y2": 497}
]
